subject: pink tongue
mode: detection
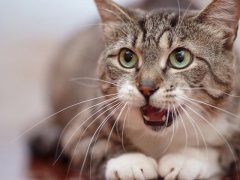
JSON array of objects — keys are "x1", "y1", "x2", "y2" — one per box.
[{"x1": 142, "y1": 105, "x2": 166, "y2": 122}]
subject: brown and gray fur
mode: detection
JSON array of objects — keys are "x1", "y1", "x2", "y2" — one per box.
[{"x1": 30, "y1": 0, "x2": 240, "y2": 179}]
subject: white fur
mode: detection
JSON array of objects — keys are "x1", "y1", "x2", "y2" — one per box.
[
  {"x1": 118, "y1": 80, "x2": 145, "y2": 106},
  {"x1": 159, "y1": 31, "x2": 170, "y2": 50},
  {"x1": 105, "y1": 153, "x2": 158, "y2": 180},
  {"x1": 114, "y1": 92, "x2": 236, "y2": 179},
  {"x1": 109, "y1": 109, "x2": 235, "y2": 179},
  {"x1": 158, "y1": 148, "x2": 221, "y2": 179},
  {"x1": 150, "y1": 86, "x2": 185, "y2": 109}
]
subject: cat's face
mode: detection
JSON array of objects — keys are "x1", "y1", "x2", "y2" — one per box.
[{"x1": 96, "y1": 0, "x2": 239, "y2": 131}]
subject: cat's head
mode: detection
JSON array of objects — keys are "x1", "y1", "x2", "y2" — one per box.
[{"x1": 95, "y1": 0, "x2": 240, "y2": 131}]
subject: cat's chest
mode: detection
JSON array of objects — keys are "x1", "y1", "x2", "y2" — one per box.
[{"x1": 122, "y1": 108, "x2": 236, "y2": 159}]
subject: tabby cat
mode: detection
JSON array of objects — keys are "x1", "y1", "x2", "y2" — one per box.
[{"x1": 31, "y1": 0, "x2": 240, "y2": 179}]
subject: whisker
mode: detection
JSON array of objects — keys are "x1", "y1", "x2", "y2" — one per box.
[
  {"x1": 174, "y1": 0, "x2": 195, "y2": 35},
  {"x1": 66, "y1": 101, "x2": 122, "y2": 178},
  {"x1": 53, "y1": 96, "x2": 120, "y2": 165},
  {"x1": 179, "y1": 87, "x2": 240, "y2": 98},
  {"x1": 99, "y1": 8, "x2": 132, "y2": 36},
  {"x1": 106, "y1": 103, "x2": 127, "y2": 152},
  {"x1": 77, "y1": 23, "x2": 102, "y2": 29},
  {"x1": 71, "y1": 80, "x2": 100, "y2": 88},
  {"x1": 79, "y1": 102, "x2": 123, "y2": 178},
  {"x1": 121, "y1": 104, "x2": 130, "y2": 152},
  {"x1": 71, "y1": 77, "x2": 120, "y2": 87},
  {"x1": 90, "y1": 103, "x2": 127, "y2": 178},
  {"x1": 78, "y1": 22, "x2": 123, "y2": 29},
  {"x1": 160, "y1": 104, "x2": 176, "y2": 155},
  {"x1": 178, "y1": 103, "x2": 209, "y2": 160},
  {"x1": 182, "y1": 101, "x2": 239, "y2": 179},
  {"x1": 179, "y1": 96, "x2": 240, "y2": 119},
  {"x1": 12, "y1": 93, "x2": 119, "y2": 142},
  {"x1": 177, "y1": 0, "x2": 181, "y2": 22},
  {"x1": 64, "y1": 99, "x2": 121, "y2": 169},
  {"x1": 175, "y1": 105, "x2": 189, "y2": 154},
  {"x1": 178, "y1": 103, "x2": 200, "y2": 148}
]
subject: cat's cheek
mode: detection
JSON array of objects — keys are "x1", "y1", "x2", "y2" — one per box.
[
  {"x1": 118, "y1": 81, "x2": 145, "y2": 107},
  {"x1": 150, "y1": 87, "x2": 185, "y2": 109}
]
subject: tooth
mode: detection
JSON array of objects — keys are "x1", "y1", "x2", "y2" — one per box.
[
  {"x1": 162, "y1": 115, "x2": 166, "y2": 121},
  {"x1": 143, "y1": 115, "x2": 149, "y2": 120}
]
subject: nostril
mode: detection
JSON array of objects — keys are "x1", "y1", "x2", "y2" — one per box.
[
  {"x1": 140, "y1": 88, "x2": 152, "y2": 97},
  {"x1": 139, "y1": 86, "x2": 158, "y2": 98},
  {"x1": 139, "y1": 79, "x2": 158, "y2": 98}
]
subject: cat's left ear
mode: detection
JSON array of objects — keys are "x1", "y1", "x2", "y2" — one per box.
[{"x1": 197, "y1": 0, "x2": 240, "y2": 47}]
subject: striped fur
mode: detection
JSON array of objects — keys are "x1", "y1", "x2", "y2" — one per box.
[{"x1": 44, "y1": 0, "x2": 240, "y2": 179}]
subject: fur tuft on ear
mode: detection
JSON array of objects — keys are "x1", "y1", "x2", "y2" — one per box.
[
  {"x1": 197, "y1": 0, "x2": 240, "y2": 31},
  {"x1": 197, "y1": 0, "x2": 240, "y2": 49},
  {"x1": 95, "y1": 0, "x2": 146, "y2": 42},
  {"x1": 95, "y1": 0, "x2": 132, "y2": 23}
]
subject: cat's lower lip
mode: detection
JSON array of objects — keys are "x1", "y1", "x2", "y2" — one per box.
[{"x1": 140, "y1": 104, "x2": 178, "y2": 128}]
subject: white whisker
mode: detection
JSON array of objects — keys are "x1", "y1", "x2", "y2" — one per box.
[
  {"x1": 89, "y1": 102, "x2": 126, "y2": 178},
  {"x1": 79, "y1": 102, "x2": 123, "y2": 178},
  {"x1": 179, "y1": 96, "x2": 240, "y2": 119},
  {"x1": 53, "y1": 96, "x2": 120, "y2": 165},
  {"x1": 174, "y1": 0, "x2": 195, "y2": 35},
  {"x1": 121, "y1": 104, "x2": 129, "y2": 152},
  {"x1": 178, "y1": 103, "x2": 209, "y2": 161},
  {"x1": 175, "y1": 105, "x2": 188, "y2": 154},
  {"x1": 182, "y1": 101, "x2": 239, "y2": 179},
  {"x1": 71, "y1": 77, "x2": 120, "y2": 87},
  {"x1": 178, "y1": 103, "x2": 200, "y2": 148},
  {"x1": 66, "y1": 101, "x2": 122, "y2": 175},
  {"x1": 106, "y1": 103, "x2": 127, "y2": 152},
  {"x1": 161, "y1": 104, "x2": 176, "y2": 155},
  {"x1": 180, "y1": 87, "x2": 240, "y2": 98},
  {"x1": 12, "y1": 93, "x2": 119, "y2": 142}
]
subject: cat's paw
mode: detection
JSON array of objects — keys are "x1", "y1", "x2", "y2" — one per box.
[
  {"x1": 158, "y1": 152, "x2": 220, "y2": 180},
  {"x1": 105, "y1": 153, "x2": 158, "y2": 180}
]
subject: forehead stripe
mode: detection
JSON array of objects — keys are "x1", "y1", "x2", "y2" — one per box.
[{"x1": 138, "y1": 19, "x2": 147, "y2": 42}]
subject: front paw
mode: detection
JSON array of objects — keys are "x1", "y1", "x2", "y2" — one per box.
[
  {"x1": 158, "y1": 152, "x2": 220, "y2": 180},
  {"x1": 105, "y1": 153, "x2": 158, "y2": 180}
]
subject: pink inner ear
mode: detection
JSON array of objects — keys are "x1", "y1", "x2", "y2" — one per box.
[
  {"x1": 95, "y1": 0, "x2": 131, "y2": 23},
  {"x1": 197, "y1": 0, "x2": 240, "y2": 30}
]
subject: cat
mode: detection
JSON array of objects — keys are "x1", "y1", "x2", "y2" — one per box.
[{"x1": 30, "y1": 0, "x2": 240, "y2": 179}]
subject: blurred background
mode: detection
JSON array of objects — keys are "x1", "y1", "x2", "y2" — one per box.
[
  {"x1": 0, "y1": 0, "x2": 142, "y2": 179},
  {"x1": 1, "y1": 0, "x2": 238, "y2": 179}
]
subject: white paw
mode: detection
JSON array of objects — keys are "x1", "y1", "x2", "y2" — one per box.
[
  {"x1": 158, "y1": 153, "x2": 220, "y2": 180},
  {"x1": 105, "y1": 153, "x2": 158, "y2": 180}
]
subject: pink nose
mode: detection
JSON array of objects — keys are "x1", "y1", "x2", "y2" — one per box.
[{"x1": 139, "y1": 79, "x2": 158, "y2": 98}]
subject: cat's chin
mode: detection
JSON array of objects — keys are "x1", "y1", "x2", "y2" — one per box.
[{"x1": 140, "y1": 104, "x2": 179, "y2": 131}]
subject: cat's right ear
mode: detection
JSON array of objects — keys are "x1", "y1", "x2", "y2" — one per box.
[{"x1": 95, "y1": 0, "x2": 133, "y2": 39}]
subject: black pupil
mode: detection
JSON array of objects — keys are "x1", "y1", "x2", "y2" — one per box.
[
  {"x1": 124, "y1": 50, "x2": 133, "y2": 63},
  {"x1": 175, "y1": 50, "x2": 185, "y2": 63}
]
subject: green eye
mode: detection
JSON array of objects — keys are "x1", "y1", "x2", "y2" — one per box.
[
  {"x1": 169, "y1": 48, "x2": 192, "y2": 69},
  {"x1": 119, "y1": 48, "x2": 138, "y2": 69}
]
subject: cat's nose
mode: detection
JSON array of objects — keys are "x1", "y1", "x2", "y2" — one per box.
[{"x1": 139, "y1": 79, "x2": 158, "y2": 98}]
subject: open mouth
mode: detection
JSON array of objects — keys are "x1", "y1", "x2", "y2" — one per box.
[{"x1": 140, "y1": 104, "x2": 178, "y2": 128}]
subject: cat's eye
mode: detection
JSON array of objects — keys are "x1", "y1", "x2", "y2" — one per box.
[
  {"x1": 169, "y1": 48, "x2": 192, "y2": 69},
  {"x1": 119, "y1": 48, "x2": 138, "y2": 69}
]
